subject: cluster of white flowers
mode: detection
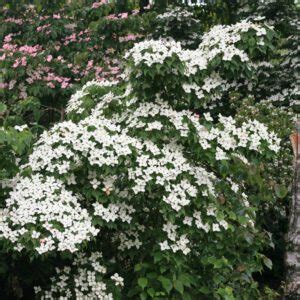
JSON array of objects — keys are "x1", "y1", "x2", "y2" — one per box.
[
  {"x1": 125, "y1": 38, "x2": 209, "y2": 77},
  {"x1": 125, "y1": 21, "x2": 270, "y2": 75},
  {"x1": 124, "y1": 21, "x2": 272, "y2": 111},
  {"x1": 66, "y1": 79, "x2": 118, "y2": 114},
  {"x1": 0, "y1": 175, "x2": 98, "y2": 254},
  {"x1": 35, "y1": 251, "x2": 123, "y2": 299},
  {"x1": 111, "y1": 273, "x2": 124, "y2": 287},
  {"x1": 183, "y1": 209, "x2": 230, "y2": 234},
  {"x1": 160, "y1": 222, "x2": 191, "y2": 255},
  {"x1": 0, "y1": 79, "x2": 280, "y2": 257},
  {"x1": 199, "y1": 20, "x2": 269, "y2": 62},
  {"x1": 182, "y1": 72, "x2": 230, "y2": 100},
  {"x1": 114, "y1": 228, "x2": 144, "y2": 251},
  {"x1": 125, "y1": 99, "x2": 280, "y2": 158},
  {"x1": 93, "y1": 203, "x2": 135, "y2": 223},
  {"x1": 127, "y1": 141, "x2": 216, "y2": 210},
  {"x1": 124, "y1": 39, "x2": 183, "y2": 67},
  {"x1": 217, "y1": 115, "x2": 281, "y2": 153},
  {"x1": 156, "y1": 6, "x2": 195, "y2": 20}
]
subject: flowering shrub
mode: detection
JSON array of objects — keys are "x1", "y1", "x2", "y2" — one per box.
[
  {"x1": 0, "y1": 2, "x2": 151, "y2": 127},
  {"x1": 0, "y1": 1, "x2": 297, "y2": 298},
  {"x1": 0, "y1": 18, "x2": 291, "y2": 299}
]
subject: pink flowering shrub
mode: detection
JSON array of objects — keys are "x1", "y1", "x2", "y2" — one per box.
[{"x1": 0, "y1": 3, "x2": 151, "y2": 127}]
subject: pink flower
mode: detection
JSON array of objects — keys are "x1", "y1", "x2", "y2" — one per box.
[
  {"x1": 106, "y1": 14, "x2": 117, "y2": 20},
  {"x1": 26, "y1": 78, "x2": 34, "y2": 84},
  {"x1": 119, "y1": 34, "x2": 141, "y2": 42},
  {"x1": 126, "y1": 34, "x2": 136, "y2": 40},
  {"x1": 21, "y1": 56, "x2": 27, "y2": 66},
  {"x1": 87, "y1": 60, "x2": 94, "y2": 69},
  {"x1": 19, "y1": 45, "x2": 41, "y2": 57},
  {"x1": 46, "y1": 55, "x2": 53, "y2": 62},
  {"x1": 0, "y1": 83, "x2": 8, "y2": 89},
  {"x1": 20, "y1": 91, "x2": 27, "y2": 99},
  {"x1": 47, "y1": 82, "x2": 55, "y2": 89},
  {"x1": 5, "y1": 18, "x2": 23, "y2": 25},
  {"x1": 36, "y1": 24, "x2": 51, "y2": 32},
  {"x1": 0, "y1": 54, "x2": 6, "y2": 61},
  {"x1": 72, "y1": 68, "x2": 80, "y2": 74},
  {"x1": 3, "y1": 43, "x2": 16, "y2": 51},
  {"x1": 119, "y1": 13, "x2": 128, "y2": 19},
  {"x1": 92, "y1": 0, "x2": 106, "y2": 8},
  {"x1": 54, "y1": 76, "x2": 63, "y2": 83},
  {"x1": 4, "y1": 34, "x2": 13, "y2": 43},
  {"x1": 92, "y1": 2, "x2": 101, "y2": 8},
  {"x1": 13, "y1": 59, "x2": 20, "y2": 68},
  {"x1": 61, "y1": 81, "x2": 69, "y2": 89},
  {"x1": 53, "y1": 14, "x2": 61, "y2": 19}
]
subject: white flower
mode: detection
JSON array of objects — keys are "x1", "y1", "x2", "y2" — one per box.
[
  {"x1": 14, "y1": 124, "x2": 28, "y2": 131},
  {"x1": 212, "y1": 224, "x2": 221, "y2": 232},
  {"x1": 111, "y1": 273, "x2": 124, "y2": 287},
  {"x1": 203, "y1": 112, "x2": 213, "y2": 122},
  {"x1": 219, "y1": 220, "x2": 229, "y2": 230}
]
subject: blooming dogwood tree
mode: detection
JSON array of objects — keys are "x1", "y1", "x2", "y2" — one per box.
[{"x1": 0, "y1": 20, "x2": 287, "y2": 299}]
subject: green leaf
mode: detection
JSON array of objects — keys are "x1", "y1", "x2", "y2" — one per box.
[
  {"x1": 199, "y1": 286, "x2": 210, "y2": 294},
  {"x1": 217, "y1": 286, "x2": 235, "y2": 300},
  {"x1": 263, "y1": 256, "x2": 273, "y2": 270},
  {"x1": 138, "y1": 277, "x2": 148, "y2": 290},
  {"x1": 174, "y1": 279, "x2": 184, "y2": 294},
  {"x1": 140, "y1": 292, "x2": 147, "y2": 300},
  {"x1": 0, "y1": 130, "x2": 6, "y2": 143},
  {"x1": 274, "y1": 184, "x2": 288, "y2": 199},
  {"x1": 147, "y1": 287, "x2": 155, "y2": 297},
  {"x1": 178, "y1": 273, "x2": 192, "y2": 287},
  {"x1": 0, "y1": 102, "x2": 7, "y2": 113},
  {"x1": 134, "y1": 264, "x2": 142, "y2": 272},
  {"x1": 158, "y1": 276, "x2": 172, "y2": 293},
  {"x1": 183, "y1": 293, "x2": 192, "y2": 300}
]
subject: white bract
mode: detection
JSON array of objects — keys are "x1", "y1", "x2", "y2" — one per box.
[
  {"x1": 0, "y1": 175, "x2": 98, "y2": 254},
  {"x1": 35, "y1": 252, "x2": 123, "y2": 299}
]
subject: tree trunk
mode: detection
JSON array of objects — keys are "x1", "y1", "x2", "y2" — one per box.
[{"x1": 285, "y1": 121, "x2": 300, "y2": 296}]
